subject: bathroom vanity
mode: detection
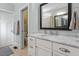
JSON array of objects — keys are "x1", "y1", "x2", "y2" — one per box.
[
  {"x1": 28, "y1": 33, "x2": 79, "y2": 56},
  {"x1": 28, "y1": 3, "x2": 79, "y2": 56}
]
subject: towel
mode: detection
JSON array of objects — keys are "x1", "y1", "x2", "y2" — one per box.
[
  {"x1": 69, "y1": 11, "x2": 79, "y2": 30},
  {"x1": 76, "y1": 20, "x2": 79, "y2": 29},
  {"x1": 69, "y1": 12, "x2": 76, "y2": 30}
]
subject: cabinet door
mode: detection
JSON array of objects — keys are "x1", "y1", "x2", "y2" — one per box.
[
  {"x1": 53, "y1": 42, "x2": 79, "y2": 56},
  {"x1": 29, "y1": 46, "x2": 36, "y2": 56},
  {"x1": 36, "y1": 47, "x2": 51, "y2": 56},
  {"x1": 53, "y1": 51, "x2": 66, "y2": 56},
  {"x1": 37, "y1": 39, "x2": 51, "y2": 49},
  {"x1": 28, "y1": 37, "x2": 36, "y2": 56}
]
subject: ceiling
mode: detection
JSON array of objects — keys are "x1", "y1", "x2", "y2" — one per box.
[{"x1": 42, "y1": 3, "x2": 68, "y2": 17}]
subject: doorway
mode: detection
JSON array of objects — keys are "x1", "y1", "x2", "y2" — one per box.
[{"x1": 22, "y1": 7, "x2": 28, "y2": 48}]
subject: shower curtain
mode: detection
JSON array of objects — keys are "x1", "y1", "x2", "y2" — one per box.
[{"x1": 0, "y1": 11, "x2": 13, "y2": 47}]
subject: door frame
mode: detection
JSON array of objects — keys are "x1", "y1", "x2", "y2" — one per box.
[{"x1": 20, "y1": 5, "x2": 28, "y2": 49}]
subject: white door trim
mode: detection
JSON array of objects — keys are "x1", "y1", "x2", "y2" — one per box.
[{"x1": 20, "y1": 4, "x2": 28, "y2": 49}]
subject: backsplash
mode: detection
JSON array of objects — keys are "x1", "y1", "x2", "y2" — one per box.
[{"x1": 38, "y1": 30, "x2": 79, "y2": 38}]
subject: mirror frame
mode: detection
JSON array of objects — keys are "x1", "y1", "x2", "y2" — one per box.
[{"x1": 40, "y1": 3, "x2": 72, "y2": 30}]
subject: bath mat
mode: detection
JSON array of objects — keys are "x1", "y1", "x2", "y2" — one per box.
[{"x1": 0, "y1": 46, "x2": 13, "y2": 56}]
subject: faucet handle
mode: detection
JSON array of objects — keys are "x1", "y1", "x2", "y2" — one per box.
[{"x1": 44, "y1": 30, "x2": 47, "y2": 34}]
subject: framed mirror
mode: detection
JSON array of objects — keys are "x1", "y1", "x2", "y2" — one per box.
[{"x1": 40, "y1": 3, "x2": 72, "y2": 30}]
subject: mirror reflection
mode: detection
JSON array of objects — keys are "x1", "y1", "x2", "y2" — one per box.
[{"x1": 41, "y1": 3, "x2": 68, "y2": 28}]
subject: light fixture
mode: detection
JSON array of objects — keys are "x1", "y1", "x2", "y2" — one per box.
[{"x1": 56, "y1": 12, "x2": 66, "y2": 15}]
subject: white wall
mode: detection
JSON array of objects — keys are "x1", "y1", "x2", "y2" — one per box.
[
  {"x1": 29, "y1": 3, "x2": 40, "y2": 34},
  {"x1": 0, "y1": 12, "x2": 13, "y2": 47},
  {"x1": 29, "y1": 3, "x2": 79, "y2": 38},
  {"x1": 0, "y1": 3, "x2": 15, "y2": 47},
  {"x1": 0, "y1": 3, "x2": 15, "y2": 12},
  {"x1": 42, "y1": 17, "x2": 51, "y2": 28}
]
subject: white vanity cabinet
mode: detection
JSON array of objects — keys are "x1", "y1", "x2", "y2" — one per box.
[
  {"x1": 53, "y1": 51, "x2": 65, "y2": 56},
  {"x1": 53, "y1": 42, "x2": 79, "y2": 56},
  {"x1": 36, "y1": 46, "x2": 51, "y2": 56},
  {"x1": 28, "y1": 35, "x2": 79, "y2": 56},
  {"x1": 36, "y1": 39, "x2": 52, "y2": 56},
  {"x1": 28, "y1": 36, "x2": 52, "y2": 56}
]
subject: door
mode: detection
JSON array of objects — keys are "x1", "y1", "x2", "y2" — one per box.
[{"x1": 21, "y1": 7, "x2": 28, "y2": 48}]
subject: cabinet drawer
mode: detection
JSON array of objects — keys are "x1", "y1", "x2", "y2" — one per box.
[
  {"x1": 37, "y1": 39, "x2": 51, "y2": 49},
  {"x1": 53, "y1": 51, "x2": 65, "y2": 56},
  {"x1": 53, "y1": 42, "x2": 79, "y2": 56},
  {"x1": 36, "y1": 47, "x2": 52, "y2": 56}
]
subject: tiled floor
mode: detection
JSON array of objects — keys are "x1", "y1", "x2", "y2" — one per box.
[
  {"x1": 11, "y1": 46, "x2": 28, "y2": 56},
  {"x1": 10, "y1": 37, "x2": 28, "y2": 56}
]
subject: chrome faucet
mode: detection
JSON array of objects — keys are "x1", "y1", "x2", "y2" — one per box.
[
  {"x1": 49, "y1": 30, "x2": 58, "y2": 35},
  {"x1": 44, "y1": 30, "x2": 47, "y2": 34}
]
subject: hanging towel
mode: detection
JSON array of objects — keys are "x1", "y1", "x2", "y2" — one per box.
[
  {"x1": 76, "y1": 20, "x2": 79, "y2": 29},
  {"x1": 70, "y1": 11, "x2": 79, "y2": 30},
  {"x1": 69, "y1": 12, "x2": 76, "y2": 30},
  {"x1": 76, "y1": 12, "x2": 79, "y2": 30}
]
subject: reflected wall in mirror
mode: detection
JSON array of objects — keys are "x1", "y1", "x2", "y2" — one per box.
[
  {"x1": 54, "y1": 14, "x2": 68, "y2": 28},
  {"x1": 40, "y1": 3, "x2": 72, "y2": 30}
]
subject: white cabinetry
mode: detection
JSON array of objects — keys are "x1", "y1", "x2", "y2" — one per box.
[
  {"x1": 28, "y1": 35, "x2": 79, "y2": 56},
  {"x1": 36, "y1": 39, "x2": 52, "y2": 56},
  {"x1": 53, "y1": 51, "x2": 65, "y2": 56},
  {"x1": 28, "y1": 37, "x2": 36, "y2": 56},
  {"x1": 28, "y1": 37, "x2": 52, "y2": 56},
  {"x1": 36, "y1": 46, "x2": 51, "y2": 56},
  {"x1": 53, "y1": 42, "x2": 79, "y2": 56},
  {"x1": 36, "y1": 39, "x2": 51, "y2": 49}
]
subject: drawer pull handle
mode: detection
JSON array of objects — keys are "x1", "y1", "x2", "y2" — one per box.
[{"x1": 59, "y1": 48, "x2": 70, "y2": 53}]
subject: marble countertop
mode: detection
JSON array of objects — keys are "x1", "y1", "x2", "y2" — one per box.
[{"x1": 29, "y1": 33, "x2": 79, "y2": 48}]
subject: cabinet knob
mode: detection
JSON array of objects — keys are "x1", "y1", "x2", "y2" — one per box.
[{"x1": 59, "y1": 48, "x2": 70, "y2": 53}]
